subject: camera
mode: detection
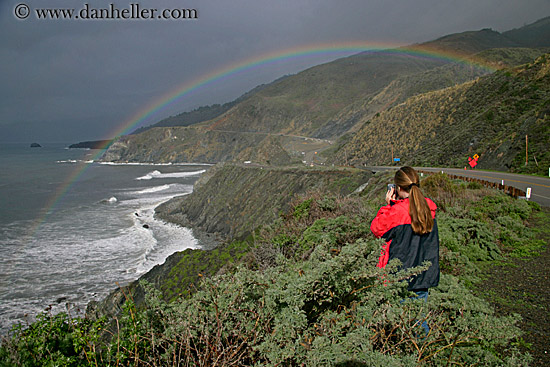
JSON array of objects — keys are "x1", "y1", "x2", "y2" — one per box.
[{"x1": 387, "y1": 184, "x2": 398, "y2": 200}]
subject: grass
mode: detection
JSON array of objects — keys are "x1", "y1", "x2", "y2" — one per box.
[{"x1": 471, "y1": 206, "x2": 550, "y2": 366}]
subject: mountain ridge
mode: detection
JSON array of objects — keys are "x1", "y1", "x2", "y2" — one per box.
[
  {"x1": 100, "y1": 16, "x2": 550, "y2": 174},
  {"x1": 332, "y1": 53, "x2": 550, "y2": 175}
]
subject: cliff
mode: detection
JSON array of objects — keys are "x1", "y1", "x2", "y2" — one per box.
[
  {"x1": 101, "y1": 127, "x2": 298, "y2": 165},
  {"x1": 87, "y1": 163, "x2": 372, "y2": 318},
  {"x1": 155, "y1": 163, "x2": 372, "y2": 240},
  {"x1": 68, "y1": 140, "x2": 113, "y2": 149}
]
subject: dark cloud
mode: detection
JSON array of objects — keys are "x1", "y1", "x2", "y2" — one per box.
[{"x1": 1, "y1": 0, "x2": 549, "y2": 142}]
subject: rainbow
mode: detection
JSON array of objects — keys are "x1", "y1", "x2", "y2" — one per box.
[
  {"x1": 100, "y1": 41, "x2": 496, "y2": 146},
  {"x1": 30, "y1": 41, "x2": 496, "y2": 234}
]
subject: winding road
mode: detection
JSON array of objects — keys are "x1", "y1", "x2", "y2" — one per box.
[{"x1": 367, "y1": 166, "x2": 550, "y2": 207}]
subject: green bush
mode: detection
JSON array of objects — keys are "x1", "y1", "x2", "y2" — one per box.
[
  {"x1": 467, "y1": 181, "x2": 483, "y2": 190},
  {"x1": 421, "y1": 173, "x2": 465, "y2": 211},
  {"x1": 438, "y1": 213, "x2": 501, "y2": 261},
  {"x1": 298, "y1": 216, "x2": 370, "y2": 256},
  {"x1": 470, "y1": 194, "x2": 531, "y2": 221},
  {"x1": 293, "y1": 198, "x2": 313, "y2": 220},
  {"x1": 0, "y1": 310, "x2": 104, "y2": 367},
  {"x1": 2, "y1": 187, "x2": 539, "y2": 366},
  {"x1": 90, "y1": 239, "x2": 527, "y2": 366}
]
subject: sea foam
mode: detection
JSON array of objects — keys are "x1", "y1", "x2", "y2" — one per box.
[
  {"x1": 136, "y1": 170, "x2": 206, "y2": 180},
  {"x1": 134, "y1": 184, "x2": 172, "y2": 194}
]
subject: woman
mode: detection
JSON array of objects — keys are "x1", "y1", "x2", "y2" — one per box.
[{"x1": 370, "y1": 166, "x2": 439, "y2": 299}]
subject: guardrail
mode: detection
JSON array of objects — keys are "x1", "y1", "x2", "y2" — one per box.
[{"x1": 417, "y1": 170, "x2": 527, "y2": 199}]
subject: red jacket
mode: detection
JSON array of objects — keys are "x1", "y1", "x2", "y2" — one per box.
[{"x1": 371, "y1": 198, "x2": 439, "y2": 290}]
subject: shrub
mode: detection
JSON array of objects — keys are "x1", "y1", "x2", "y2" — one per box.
[
  {"x1": 293, "y1": 198, "x2": 313, "y2": 220},
  {"x1": 0, "y1": 308, "x2": 104, "y2": 366},
  {"x1": 256, "y1": 193, "x2": 373, "y2": 263},
  {"x1": 421, "y1": 173, "x2": 465, "y2": 211},
  {"x1": 438, "y1": 213, "x2": 501, "y2": 261},
  {"x1": 298, "y1": 216, "x2": 370, "y2": 257},
  {"x1": 470, "y1": 194, "x2": 531, "y2": 221},
  {"x1": 467, "y1": 181, "x2": 483, "y2": 190},
  {"x1": 75, "y1": 238, "x2": 527, "y2": 366}
]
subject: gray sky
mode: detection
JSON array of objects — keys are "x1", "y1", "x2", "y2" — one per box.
[{"x1": 1, "y1": 0, "x2": 549, "y2": 143}]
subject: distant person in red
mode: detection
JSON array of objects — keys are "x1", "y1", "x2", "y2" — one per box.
[
  {"x1": 468, "y1": 156, "x2": 478, "y2": 168},
  {"x1": 370, "y1": 167, "x2": 440, "y2": 304}
]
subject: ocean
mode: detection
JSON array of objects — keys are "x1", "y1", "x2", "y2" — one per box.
[{"x1": 0, "y1": 143, "x2": 209, "y2": 334}]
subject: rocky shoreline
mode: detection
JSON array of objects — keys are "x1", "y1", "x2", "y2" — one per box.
[
  {"x1": 87, "y1": 163, "x2": 373, "y2": 321},
  {"x1": 154, "y1": 194, "x2": 222, "y2": 250}
]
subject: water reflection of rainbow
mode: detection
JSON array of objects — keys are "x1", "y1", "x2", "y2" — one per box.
[{"x1": 34, "y1": 42, "x2": 496, "y2": 234}]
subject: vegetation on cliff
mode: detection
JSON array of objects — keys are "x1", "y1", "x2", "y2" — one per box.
[
  {"x1": 1, "y1": 171, "x2": 545, "y2": 366},
  {"x1": 155, "y1": 163, "x2": 373, "y2": 240},
  {"x1": 334, "y1": 54, "x2": 550, "y2": 175}
]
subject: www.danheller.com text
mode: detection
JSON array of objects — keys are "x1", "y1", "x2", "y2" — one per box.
[{"x1": 15, "y1": 3, "x2": 198, "y2": 21}]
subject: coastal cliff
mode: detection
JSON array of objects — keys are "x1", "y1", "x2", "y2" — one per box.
[
  {"x1": 87, "y1": 163, "x2": 372, "y2": 318},
  {"x1": 156, "y1": 163, "x2": 372, "y2": 241},
  {"x1": 100, "y1": 127, "x2": 298, "y2": 165}
]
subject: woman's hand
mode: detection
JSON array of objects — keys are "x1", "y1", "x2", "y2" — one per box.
[{"x1": 385, "y1": 187, "x2": 395, "y2": 205}]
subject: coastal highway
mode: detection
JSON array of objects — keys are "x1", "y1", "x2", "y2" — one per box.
[{"x1": 366, "y1": 166, "x2": 550, "y2": 208}]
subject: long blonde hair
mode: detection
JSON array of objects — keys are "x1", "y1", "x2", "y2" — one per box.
[{"x1": 395, "y1": 167, "x2": 434, "y2": 235}]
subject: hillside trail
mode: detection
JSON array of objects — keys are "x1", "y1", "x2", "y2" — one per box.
[{"x1": 474, "y1": 207, "x2": 550, "y2": 366}]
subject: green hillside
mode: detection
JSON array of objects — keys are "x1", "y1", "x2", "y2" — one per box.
[
  {"x1": 198, "y1": 52, "x2": 447, "y2": 138},
  {"x1": 473, "y1": 47, "x2": 550, "y2": 68},
  {"x1": 130, "y1": 80, "x2": 279, "y2": 134},
  {"x1": 415, "y1": 28, "x2": 521, "y2": 56},
  {"x1": 333, "y1": 54, "x2": 550, "y2": 175},
  {"x1": 315, "y1": 60, "x2": 494, "y2": 139},
  {"x1": 503, "y1": 16, "x2": 550, "y2": 48},
  {"x1": 101, "y1": 17, "x2": 550, "y2": 172}
]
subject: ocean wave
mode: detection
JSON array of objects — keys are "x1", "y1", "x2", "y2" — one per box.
[
  {"x1": 127, "y1": 201, "x2": 198, "y2": 275},
  {"x1": 100, "y1": 162, "x2": 171, "y2": 166},
  {"x1": 99, "y1": 162, "x2": 213, "y2": 166},
  {"x1": 155, "y1": 170, "x2": 207, "y2": 179},
  {"x1": 56, "y1": 159, "x2": 95, "y2": 164},
  {"x1": 136, "y1": 169, "x2": 206, "y2": 180},
  {"x1": 135, "y1": 184, "x2": 172, "y2": 194},
  {"x1": 136, "y1": 170, "x2": 162, "y2": 180},
  {"x1": 99, "y1": 196, "x2": 118, "y2": 204}
]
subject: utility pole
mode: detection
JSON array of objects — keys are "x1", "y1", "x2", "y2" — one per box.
[
  {"x1": 525, "y1": 134, "x2": 527, "y2": 166},
  {"x1": 344, "y1": 148, "x2": 348, "y2": 166}
]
